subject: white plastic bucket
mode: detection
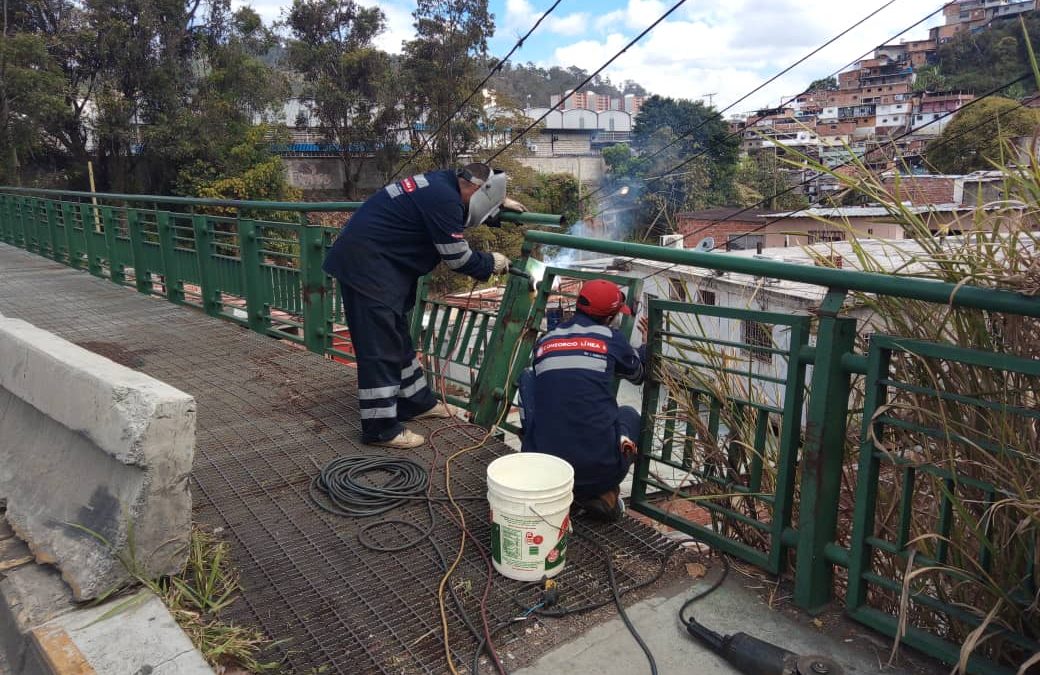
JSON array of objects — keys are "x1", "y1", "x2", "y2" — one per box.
[{"x1": 486, "y1": 452, "x2": 574, "y2": 581}]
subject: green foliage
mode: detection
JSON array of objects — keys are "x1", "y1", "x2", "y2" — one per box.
[
  {"x1": 401, "y1": 0, "x2": 493, "y2": 168},
  {"x1": 925, "y1": 96, "x2": 1040, "y2": 173},
  {"x1": 285, "y1": 0, "x2": 402, "y2": 198},
  {"x1": 934, "y1": 13, "x2": 1040, "y2": 95},
  {"x1": 734, "y1": 152, "x2": 810, "y2": 210},
  {"x1": 0, "y1": 30, "x2": 67, "y2": 184},
  {"x1": 911, "y1": 64, "x2": 950, "y2": 92},
  {"x1": 488, "y1": 62, "x2": 646, "y2": 107},
  {"x1": 599, "y1": 96, "x2": 741, "y2": 236},
  {"x1": 807, "y1": 75, "x2": 838, "y2": 92}
]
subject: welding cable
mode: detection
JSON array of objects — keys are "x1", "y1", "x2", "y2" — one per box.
[
  {"x1": 389, "y1": 0, "x2": 566, "y2": 179},
  {"x1": 677, "y1": 556, "x2": 731, "y2": 628},
  {"x1": 487, "y1": 0, "x2": 689, "y2": 162}
]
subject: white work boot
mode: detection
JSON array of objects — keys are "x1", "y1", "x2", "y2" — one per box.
[
  {"x1": 369, "y1": 429, "x2": 425, "y2": 449},
  {"x1": 413, "y1": 402, "x2": 464, "y2": 420}
]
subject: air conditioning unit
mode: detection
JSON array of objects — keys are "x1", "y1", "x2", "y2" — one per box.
[{"x1": 659, "y1": 234, "x2": 684, "y2": 249}]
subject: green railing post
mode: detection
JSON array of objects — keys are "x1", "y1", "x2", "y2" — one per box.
[
  {"x1": 23, "y1": 198, "x2": 38, "y2": 253},
  {"x1": 0, "y1": 196, "x2": 9, "y2": 244},
  {"x1": 79, "y1": 202, "x2": 103, "y2": 277},
  {"x1": 794, "y1": 289, "x2": 857, "y2": 612},
  {"x1": 156, "y1": 211, "x2": 184, "y2": 304},
  {"x1": 126, "y1": 209, "x2": 153, "y2": 295},
  {"x1": 631, "y1": 302, "x2": 665, "y2": 505},
  {"x1": 45, "y1": 199, "x2": 60, "y2": 261},
  {"x1": 192, "y1": 214, "x2": 220, "y2": 317},
  {"x1": 102, "y1": 206, "x2": 125, "y2": 285},
  {"x1": 298, "y1": 218, "x2": 330, "y2": 355},
  {"x1": 409, "y1": 276, "x2": 428, "y2": 343},
  {"x1": 237, "y1": 218, "x2": 270, "y2": 334},
  {"x1": 469, "y1": 250, "x2": 538, "y2": 427},
  {"x1": 60, "y1": 201, "x2": 81, "y2": 269}
]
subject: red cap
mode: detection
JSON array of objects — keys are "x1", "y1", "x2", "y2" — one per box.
[{"x1": 577, "y1": 279, "x2": 632, "y2": 318}]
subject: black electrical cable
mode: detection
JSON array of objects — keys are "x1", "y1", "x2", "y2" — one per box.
[
  {"x1": 677, "y1": 556, "x2": 730, "y2": 628},
  {"x1": 310, "y1": 454, "x2": 506, "y2": 672},
  {"x1": 485, "y1": 525, "x2": 672, "y2": 675},
  {"x1": 389, "y1": 0, "x2": 566, "y2": 179},
  {"x1": 486, "y1": 0, "x2": 689, "y2": 162}
]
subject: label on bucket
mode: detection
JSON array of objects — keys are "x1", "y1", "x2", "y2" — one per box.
[{"x1": 490, "y1": 510, "x2": 570, "y2": 576}]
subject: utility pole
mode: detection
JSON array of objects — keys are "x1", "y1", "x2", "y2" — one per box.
[{"x1": 702, "y1": 92, "x2": 717, "y2": 107}]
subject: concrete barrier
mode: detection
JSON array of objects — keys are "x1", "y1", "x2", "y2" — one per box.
[{"x1": 0, "y1": 318, "x2": 195, "y2": 600}]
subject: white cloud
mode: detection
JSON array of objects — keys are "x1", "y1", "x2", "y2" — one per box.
[
  {"x1": 360, "y1": 0, "x2": 415, "y2": 54},
  {"x1": 504, "y1": 0, "x2": 593, "y2": 37},
  {"x1": 233, "y1": 0, "x2": 416, "y2": 53},
  {"x1": 543, "y1": 0, "x2": 944, "y2": 113}
]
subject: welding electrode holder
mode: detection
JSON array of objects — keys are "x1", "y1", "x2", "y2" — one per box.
[{"x1": 684, "y1": 618, "x2": 842, "y2": 675}]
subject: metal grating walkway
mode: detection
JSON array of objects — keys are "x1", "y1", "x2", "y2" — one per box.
[{"x1": 0, "y1": 244, "x2": 676, "y2": 674}]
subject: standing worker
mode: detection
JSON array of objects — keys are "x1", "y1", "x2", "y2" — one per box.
[
  {"x1": 517, "y1": 280, "x2": 648, "y2": 522},
  {"x1": 323, "y1": 163, "x2": 524, "y2": 449}
]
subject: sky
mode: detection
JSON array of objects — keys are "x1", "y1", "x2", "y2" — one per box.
[{"x1": 235, "y1": 0, "x2": 946, "y2": 115}]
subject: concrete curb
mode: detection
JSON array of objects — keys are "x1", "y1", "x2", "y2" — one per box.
[
  {"x1": 0, "y1": 512, "x2": 212, "y2": 674},
  {"x1": 0, "y1": 317, "x2": 196, "y2": 600}
]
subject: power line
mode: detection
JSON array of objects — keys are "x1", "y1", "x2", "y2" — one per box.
[
  {"x1": 389, "y1": 0, "x2": 566, "y2": 180},
  {"x1": 582, "y1": 0, "x2": 915, "y2": 205},
  {"x1": 485, "y1": 0, "x2": 690, "y2": 163},
  {"x1": 631, "y1": 72, "x2": 1034, "y2": 285}
]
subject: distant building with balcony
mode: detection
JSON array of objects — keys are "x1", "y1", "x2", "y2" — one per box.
[{"x1": 931, "y1": 0, "x2": 1036, "y2": 42}]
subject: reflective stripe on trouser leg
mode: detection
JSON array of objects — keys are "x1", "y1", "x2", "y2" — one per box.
[
  {"x1": 395, "y1": 314, "x2": 437, "y2": 420},
  {"x1": 340, "y1": 283, "x2": 406, "y2": 442}
]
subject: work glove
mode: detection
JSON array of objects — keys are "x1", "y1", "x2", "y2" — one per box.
[
  {"x1": 491, "y1": 252, "x2": 510, "y2": 275},
  {"x1": 501, "y1": 197, "x2": 528, "y2": 213}
]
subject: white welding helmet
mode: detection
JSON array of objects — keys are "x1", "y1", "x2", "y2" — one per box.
[{"x1": 463, "y1": 168, "x2": 508, "y2": 229}]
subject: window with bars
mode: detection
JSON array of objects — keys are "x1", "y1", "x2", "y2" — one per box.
[
  {"x1": 697, "y1": 289, "x2": 716, "y2": 305},
  {"x1": 667, "y1": 277, "x2": 688, "y2": 301},
  {"x1": 807, "y1": 230, "x2": 845, "y2": 244},
  {"x1": 742, "y1": 320, "x2": 774, "y2": 363},
  {"x1": 727, "y1": 233, "x2": 765, "y2": 251}
]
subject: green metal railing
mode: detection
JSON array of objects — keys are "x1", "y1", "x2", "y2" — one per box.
[
  {"x1": 0, "y1": 186, "x2": 562, "y2": 362},
  {"x1": 493, "y1": 231, "x2": 1038, "y2": 675},
  {"x1": 4, "y1": 187, "x2": 1039, "y2": 674}
]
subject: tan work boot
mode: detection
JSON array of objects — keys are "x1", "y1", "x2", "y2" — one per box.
[
  {"x1": 412, "y1": 402, "x2": 464, "y2": 420},
  {"x1": 369, "y1": 429, "x2": 425, "y2": 449}
]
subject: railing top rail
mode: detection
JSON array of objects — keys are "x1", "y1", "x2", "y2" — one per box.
[
  {"x1": 525, "y1": 230, "x2": 1040, "y2": 319},
  {"x1": 0, "y1": 186, "x2": 564, "y2": 227}
]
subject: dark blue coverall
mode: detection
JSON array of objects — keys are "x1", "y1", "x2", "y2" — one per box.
[
  {"x1": 518, "y1": 312, "x2": 647, "y2": 499},
  {"x1": 323, "y1": 171, "x2": 494, "y2": 442}
]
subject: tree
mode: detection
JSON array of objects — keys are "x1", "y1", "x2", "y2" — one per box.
[
  {"x1": 602, "y1": 96, "x2": 740, "y2": 234},
  {"x1": 912, "y1": 64, "x2": 949, "y2": 92},
  {"x1": 925, "y1": 97, "x2": 1040, "y2": 173},
  {"x1": 286, "y1": 0, "x2": 401, "y2": 198},
  {"x1": 401, "y1": 0, "x2": 493, "y2": 169},
  {"x1": 807, "y1": 75, "x2": 838, "y2": 92},
  {"x1": 935, "y1": 13, "x2": 1040, "y2": 95},
  {"x1": 0, "y1": 2, "x2": 66, "y2": 184},
  {"x1": 734, "y1": 152, "x2": 809, "y2": 211}
]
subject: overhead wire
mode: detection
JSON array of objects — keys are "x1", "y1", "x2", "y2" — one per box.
[
  {"x1": 389, "y1": 0, "x2": 567, "y2": 180},
  {"x1": 581, "y1": 0, "x2": 918, "y2": 205},
  {"x1": 486, "y1": 0, "x2": 691, "y2": 162},
  {"x1": 690, "y1": 73, "x2": 1035, "y2": 250},
  {"x1": 635, "y1": 0, "x2": 962, "y2": 192},
  {"x1": 611, "y1": 72, "x2": 1036, "y2": 286}
]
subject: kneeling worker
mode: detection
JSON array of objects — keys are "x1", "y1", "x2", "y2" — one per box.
[
  {"x1": 518, "y1": 279, "x2": 648, "y2": 522},
  {"x1": 323, "y1": 163, "x2": 523, "y2": 449}
]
